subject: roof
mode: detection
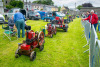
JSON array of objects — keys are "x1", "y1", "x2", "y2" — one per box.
[
  {"x1": 24, "y1": 2, "x2": 58, "y2": 8},
  {"x1": 32, "y1": 3, "x2": 44, "y2": 6},
  {"x1": 64, "y1": 6, "x2": 69, "y2": 9},
  {"x1": 24, "y1": 2, "x2": 32, "y2": 5},
  {"x1": 44, "y1": 5, "x2": 58, "y2": 8},
  {"x1": 81, "y1": 7, "x2": 100, "y2": 9}
]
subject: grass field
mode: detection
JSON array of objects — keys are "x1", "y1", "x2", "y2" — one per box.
[{"x1": 0, "y1": 18, "x2": 90, "y2": 67}]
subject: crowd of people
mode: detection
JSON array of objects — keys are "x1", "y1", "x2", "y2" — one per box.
[{"x1": 82, "y1": 10, "x2": 100, "y2": 33}]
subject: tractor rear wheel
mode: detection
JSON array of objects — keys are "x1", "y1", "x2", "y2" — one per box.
[
  {"x1": 30, "y1": 51, "x2": 36, "y2": 61},
  {"x1": 54, "y1": 30, "x2": 57, "y2": 35},
  {"x1": 15, "y1": 49, "x2": 21, "y2": 58},
  {"x1": 39, "y1": 44, "x2": 44, "y2": 51},
  {"x1": 32, "y1": 17, "x2": 35, "y2": 20},
  {"x1": 64, "y1": 28, "x2": 68, "y2": 32}
]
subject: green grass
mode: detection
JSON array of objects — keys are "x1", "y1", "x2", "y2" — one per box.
[{"x1": 0, "y1": 19, "x2": 89, "y2": 67}]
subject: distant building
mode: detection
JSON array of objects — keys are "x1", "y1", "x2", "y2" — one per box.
[
  {"x1": 24, "y1": 2, "x2": 58, "y2": 11},
  {"x1": 69, "y1": 8, "x2": 80, "y2": 16},
  {"x1": 60, "y1": 6, "x2": 80, "y2": 15},
  {"x1": 4, "y1": 0, "x2": 10, "y2": 5},
  {"x1": 24, "y1": 2, "x2": 32, "y2": 10},
  {"x1": 0, "y1": 0, "x2": 4, "y2": 14},
  {"x1": 43, "y1": 5, "x2": 58, "y2": 11},
  {"x1": 80, "y1": 7, "x2": 100, "y2": 16},
  {"x1": 60, "y1": 6, "x2": 69, "y2": 14},
  {"x1": 31, "y1": 3, "x2": 44, "y2": 11}
]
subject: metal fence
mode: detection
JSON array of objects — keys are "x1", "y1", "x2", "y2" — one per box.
[{"x1": 81, "y1": 20, "x2": 100, "y2": 67}]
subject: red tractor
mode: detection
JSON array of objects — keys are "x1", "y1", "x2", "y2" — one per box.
[
  {"x1": 45, "y1": 23, "x2": 57, "y2": 38},
  {"x1": 51, "y1": 17, "x2": 68, "y2": 32},
  {"x1": 15, "y1": 30, "x2": 45, "y2": 61}
]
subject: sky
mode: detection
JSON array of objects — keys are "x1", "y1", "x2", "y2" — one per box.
[{"x1": 26, "y1": 0, "x2": 100, "y2": 8}]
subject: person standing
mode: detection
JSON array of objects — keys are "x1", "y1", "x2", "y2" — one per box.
[
  {"x1": 86, "y1": 11, "x2": 91, "y2": 18},
  {"x1": 82, "y1": 10, "x2": 98, "y2": 31},
  {"x1": 98, "y1": 21, "x2": 100, "y2": 33},
  {"x1": 14, "y1": 10, "x2": 25, "y2": 38}
]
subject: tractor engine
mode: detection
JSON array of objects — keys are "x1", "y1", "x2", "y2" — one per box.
[
  {"x1": 25, "y1": 30, "x2": 35, "y2": 45},
  {"x1": 47, "y1": 24, "x2": 52, "y2": 32},
  {"x1": 20, "y1": 30, "x2": 36, "y2": 51}
]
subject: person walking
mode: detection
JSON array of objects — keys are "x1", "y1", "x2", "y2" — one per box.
[
  {"x1": 14, "y1": 10, "x2": 25, "y2": 38},
  {"x1": 82, "y1": 10, "x2": 98, "y2": 31}
]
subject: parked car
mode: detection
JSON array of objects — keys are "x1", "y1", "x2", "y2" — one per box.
[
  {"x1": 4, "y1": 8, "x2": 27, "y2": 20},
  {"x1": 27, "y1": 10, "x2": 40, "y2": 20},
  {"x1": 42, "y1": 11, "x2": 55, "y2": 22},
  {"x1": 0, "y1": 14, "x2": 5, "y2": 24},
  {"x1": 38, "y1": 11, "x2": 45, "y2": 20},
  {"x1": 52, "y1": 11, "x2": 65, "y2": 17}
]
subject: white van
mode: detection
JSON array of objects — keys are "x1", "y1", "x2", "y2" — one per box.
[
  {"x1": 0, "y1": 14, "x2": 5, "y2": 24},
  {"x1": 5, "y1": 8, "x2": 27, "y2": 20}
]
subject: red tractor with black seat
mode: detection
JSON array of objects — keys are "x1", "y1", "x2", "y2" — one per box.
[{"x1": 15, "y1": 30, "x2": 45, "y2": 61}]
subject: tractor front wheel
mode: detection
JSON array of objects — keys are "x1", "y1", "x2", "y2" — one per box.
[
  {"x1": 64, "y1": 28, "x2": 68, "y2": 32},
  {"x1": 39, "y1": 44, "x2": 44, "y2": 51},
  {"x1": 15, "y1": 49, "x2": 21, "y2": 58},
  {"x1": 30, "y1": 51, "x2": 36, "y2": 61}
]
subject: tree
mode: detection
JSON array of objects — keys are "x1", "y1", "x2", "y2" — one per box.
[
  {"x1": 58, "y1": 6, "x2": 61, "y2": 12},
  {"x1": 6, "y1": 5, "x2": 14, "y2": 9},
  {"x1": 9, "y1": 1, "x2": 23, "y2": 9},
  {"x1": 10, "y1": 1, "x2": 17, "y2": 7},
  {"x1": 32, "y1": 0, "x2": 54, "y2": 5},
  {"x1": 77, "y1": 5, "x2": 82, "y2": 10},
  {"x1": 82, "y1": 3, "x2": 93, "y2": 7},
  {"x1": 16, "y1": 1, "x2": 24, "y2": 8}
]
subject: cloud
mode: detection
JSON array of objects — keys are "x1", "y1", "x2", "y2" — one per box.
[
  {"x1": 52, "y1": 0, "x2": 100, "y2": 8},
  {"x1": 26, "y1": 0, "x2": 100, "y2": 8}
]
